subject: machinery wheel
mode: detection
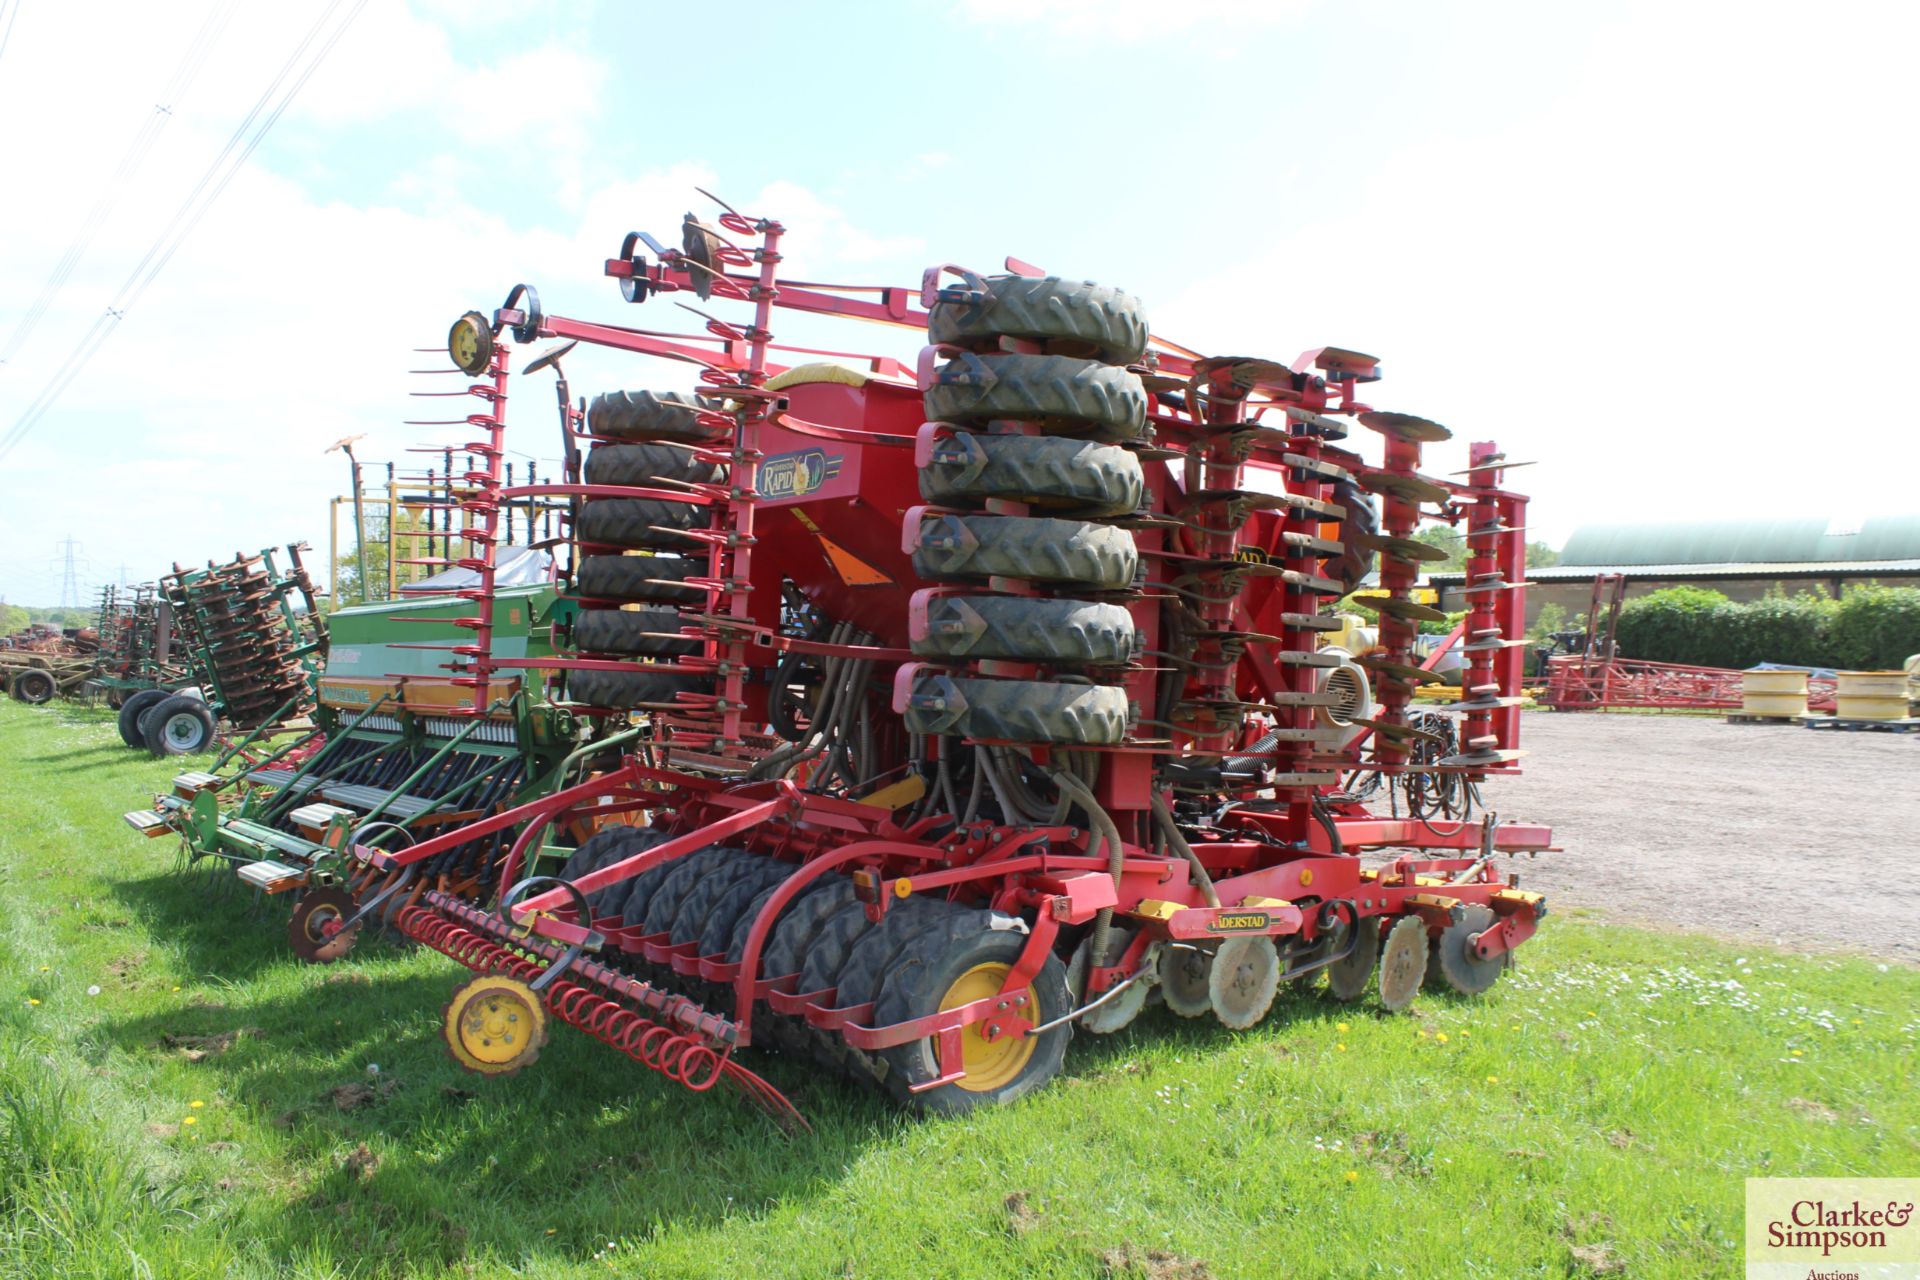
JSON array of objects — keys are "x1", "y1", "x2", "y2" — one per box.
[
  {"x1": 902, "y1": 672, "x2": 1129, "y2": 746},
  {"x1": 288, "y1": 886, "x2": 360, "y2": 964},
  {"x1": 694, "y1": 861, "x2": 791, "y2": 960},
  {"x1": 919, "y1": 432, "x2": 1144, "y2": 516},
  {"x1": 574, "y1": 497, "x2": 704, "y2": 550},
  {"x1": 1377, "y1": 916, "x2": 1431, "y2": 1012},
  {"x1": 828, "y1": 899, "x2": 953, "y2": 1080},
  {"x1": 874, "y1": 925, "x2": 1073, "y2": 1114},
  {"x1": 1158, "y1": 943, "x2": 1216, "y2": 1018},
  {"x1": 574, "y1": 554, "x2": 704, "y2": 605},
  {"x1": 442, "y1": 973, "x2": 549, "y2": 1076},
  {"x1": 753, "y1": 877, "x2": 856, "y2": 974},
  {"x1": 571, "y1": 607, "x2": 698, "y2": 657},
  {"x1": 143, "y1": 695, "x2": 216, "y2": 756},
  {"x1": 1324, "y1": 914, "x2": 1379, "y2": 1002},
  {"x1": 923, "y1": 353, "x2": 1146, "y2": 440},
  {"x1": 583, "y1": 441, "x2": 723, "y2": 489},
  {"x1": 911, "y1": 595, "x2": 1135, "y2": 664},
  {"x1": 566, "y1": 667, "x2": 705, "y2": 709},
  {"x1": 928, "y1": 275, "x2": 1149, "y2": 366},
  {"x1": 911, "y1": 512, "x2": 1137, "y2": 589},
  {"x1": 665, "y1": 854, "x2": 765, "y2": 945},
  {"x1": 615, "y1": 840, "x2": 706, "y2": 930},
  {"x1": 11, "y1": 669, "x2": 57, "y2": 704},
  {"x1": 1208, "y1": 935, "x2": 1281, "y2": 1029},
  {"x1": 559, "y1": 826, "x2": 664, "y2": 918},
  {"x1": 639, "y1": 848, "x2": 735, "y2": 938},
  {"x1": 105, "y1": 689, "x2": 124, "y2": 710},
  {"x1": 1066, "y1": 927, "x2": 1151, "y2": 1035},
  {"x1": 117, "y1": 689, "x2": 171, "y2": 745},
  {"x1": 1430, "y1": 903, "x2": 1503, "y2": 995},
  {"x1": 586, "y1": 389, "x2": 727, "y2": 444}
]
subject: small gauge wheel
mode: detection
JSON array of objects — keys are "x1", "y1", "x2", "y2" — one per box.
[{"x1": 449, "y1": 310, "x2": 494, "y2": 376}]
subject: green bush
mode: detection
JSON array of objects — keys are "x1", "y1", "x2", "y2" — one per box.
[
  {"x1": 1613, "y1": 586, "x2": 1730, "y2": 666},
  {"x1": 1612, "y1": 583, "x2": 1920, "y2": 669},
  {"x1": 1827, "y1": 585, "x2": 1920, "y2": 670}
]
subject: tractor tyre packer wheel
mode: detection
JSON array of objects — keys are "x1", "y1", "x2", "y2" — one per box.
[
  {"x1": 923, "y1": 353, "x2": 1147, "y2": 440},
  {"x1": 570, "y1": 607, "x2": 700, "y2": 657},
  {"x1": 565, "y1": 666, "x2": 706, "y2": 710},
  {"x1": 583, "y1": 441, "x2": 723, "y2": 489},
  {"x1": 874, "y1": 923, "x2": 1075, "y2": 1115},
  {"x1": 927, "y1": 275, "x2": 1149, "y2": 365},
  {"x1": 573, "y1": 497, "x2": 704, "y2": 550},
  {"x1": 557, "y1": 826, "x2": 669, "y2": 918},
  {"x1": 911, "y1": 595, "x2": 1136, "y2": 664},
  {"x1": 918, "y1": 432, "x2": 1144, "y2": 517},
  {"x1": 903, "y1": 672, "x2": 1129, "y2": 745},
  {"x1": 911, "y1": 512, "x2": 1137, "y2": 590},
  {"x1": 586, "y1": 389, "x2": 727, "y2": 444},
  {"x1": 574, "y1": 553, "x2": 704, "y2": 605}
]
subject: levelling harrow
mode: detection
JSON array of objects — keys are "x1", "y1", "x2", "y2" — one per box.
[{"x1": 154, "y1": 197, "x2": 1554, "y2": 1123}]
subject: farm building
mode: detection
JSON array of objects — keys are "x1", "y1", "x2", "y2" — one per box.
[{"x1": 1432, "y1": 515, "x2": 1920, "y2": 624}]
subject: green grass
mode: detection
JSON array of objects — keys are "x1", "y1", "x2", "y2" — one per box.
[{"x1": 0, "y1": 699, "x2": 1914, "y2": 1279}]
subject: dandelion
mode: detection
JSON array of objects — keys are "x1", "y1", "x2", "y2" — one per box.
[
  {"x1": 190, "y1": 1100, "x2": 205, "y2": 1109},
  {"x1": 26, "y1": 998, "x2": 39, "y2": 1007},
  {"x1": 1336, "y1": 1043, "x2": 1347, "y2": 1052},
  {"x1": 1460, "y1": 1030, "x2": 1470, "y2": 1038},
  {"x1": 1852, "y1": 1018, "x2": 1863, "y2": 1026},
  {"x1": 171, "y1": 986, "x2": 181, "y2": 993},
  {"x1": 1586, "y1": 1010, "x2": 1597, "y2": 1017},
  {"x1": 547, "y1": 1229, "x2": 557, "y2": 1236},
  {"x1": 1790, "y1": 1049, "x2": 1803, "y2": 1057},
  {"x1": 38, "y1": 966, "x2": 49, "y2": 973},
  {"x1": 87, "y1": 985, "x2": 101, "y2": 997},
  {"x1": 1486, "y1": 1075, "x2": 1499, "y2": 1084},
  {"x1": 1435, "y1": 1032, "x2": 1449, "y2": 1044},
  {"x1": 182, "y1": 1116, "x2": 198, "y2": 1126},
  {"x1": 1344, "y1": 1171, "x2": 1359, "y2": 1183},
  {"x1": 1416, "y1": 1029, "x2": 1430, "y2": 1039},
  {"x1": 1510, "y1": 1024, "x2": 1521, "y2": 1032},
  {"x1": 1336, "y1": 1022, "x2": 1350, "y2": 1033}
]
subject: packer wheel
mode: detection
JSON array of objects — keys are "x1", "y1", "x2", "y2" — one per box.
[
  {"x1": 442, "y1": 974, "x2": 549, "y2": 1076},
  {"x1": 873, "y1": 925, "x2": 1073, "y2": 1115},
  {"x1": 1430, "y1": 903, "x2": 1504, "y2": 995}
]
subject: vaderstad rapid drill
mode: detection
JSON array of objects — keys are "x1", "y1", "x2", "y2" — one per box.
[{"x1": 209, "y1": 195, "x2": 1555, "y2": 1124}]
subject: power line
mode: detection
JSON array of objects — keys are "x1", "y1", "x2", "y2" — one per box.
[
  {"x1": 0, "y1": 0, "x2": 21, "y2": 75},
  {"x1": 0, "y1": 0, "x2": 240, "y2": 368},
  {"x1": 0, "y1": 0, "x2": 369, "y2": 463}
]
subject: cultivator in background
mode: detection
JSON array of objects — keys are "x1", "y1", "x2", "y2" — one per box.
[
  {"x1": 120, "y1": 545, "x2": 329, "y2": 755},
  {"x1": 122, "y1": 581, "x2": 618, "y2": 962},
  {"x1": 262, "y1": 194, "x2": 1557, "y2": 1127},
  {"x1": 90, "y1": 583, "x2": 193, "y2": 710}
]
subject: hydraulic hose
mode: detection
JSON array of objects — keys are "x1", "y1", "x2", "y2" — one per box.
[{"x1": 1151, "y1": 791, "x2": 1222, "y2": 909}]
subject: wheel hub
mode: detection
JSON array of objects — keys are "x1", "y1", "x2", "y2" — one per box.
[{"x1": 941, "y1": 962, "x2": 1035, "y2": 1093}]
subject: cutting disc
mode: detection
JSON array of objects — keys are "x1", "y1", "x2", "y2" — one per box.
[
  {"x1": 1357, "y1": 470, "x2": 1451, "y2": 506},
  {"x1": 1157, "y1": 942, "x2": 1216, "y2": 1018},
  {"x1": 1353, "y1": 531, "x2": 1451, "y2": 563},
  {"x1": 1357, "y1": 411, "x2": 1452, "y2": 443},
  {"x1": 1067, "y1": 930, "x2": 1152, "y2": 1035},
  {"x1": 1324, "y1": 914, "x2": 1379, "y2": 1001},
  {"x1": 1208, "y1": 935, "x2": 1281, "y2": 1030},
  {"x1": 1364, "y1": 596, "x2": 1450, "y2": 624},
  {"x1": 1377, "y1": 916, "x2": 1431, "y2": 1011},
  {"x1": 1430, "y1": 903, "x2": 1503, "y2": 995},
  {"x1": 288, "y1": 886, "x2": 360, "y2": 964},
  {"x1": 1357, "y1": 655, "x2": 1448, "y2": 685}
]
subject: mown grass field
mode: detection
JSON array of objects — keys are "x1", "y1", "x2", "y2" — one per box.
[{"x1": 0, "y1": 698, "x2": 1914, "y2": 1279}]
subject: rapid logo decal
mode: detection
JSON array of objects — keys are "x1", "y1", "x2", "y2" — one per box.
[{"x1": 761, "y1": 449, "x2": 843, "y2": 500}]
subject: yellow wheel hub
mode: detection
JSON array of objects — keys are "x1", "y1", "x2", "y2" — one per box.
[
  {"x1": 442, "y1": 974, "x2": 548, "y2": 1075},
  {"x1": 941, "y1": 962, "x2": 1036, "y2": 1093}
]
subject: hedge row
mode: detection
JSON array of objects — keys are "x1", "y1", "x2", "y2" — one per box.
[{"x1": 1612, "y1": 585, "x2": 1920, "y2": 670}]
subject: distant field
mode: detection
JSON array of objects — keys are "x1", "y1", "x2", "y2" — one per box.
[{"x1": 1, "y1": 699, "x2": 1914, "y2": 1279}]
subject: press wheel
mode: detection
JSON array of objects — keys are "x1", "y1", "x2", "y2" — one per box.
[
  {"x1": 1158, "y1": 943, "x2": 1215, "y2": 1018},
  {"x1": 1324, "y1": 915, "x2": 1379, "y2": 1002},
  {"x1": 442, "y1": 974, "x2": 549, "y2": 1076},
  {"x1": 1377, "y1": 916, "x2": 1430, "y2": 1011}
]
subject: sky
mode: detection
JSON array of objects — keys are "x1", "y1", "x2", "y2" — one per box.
[{"x1": 0, "y1": 0, "x2": 1914, "y2": 606}]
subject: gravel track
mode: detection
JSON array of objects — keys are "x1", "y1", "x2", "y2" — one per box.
[{"x1": 1477, "y1": 711, "x2": 1918, "y2": 962}]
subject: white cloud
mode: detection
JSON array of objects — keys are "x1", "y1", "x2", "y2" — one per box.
[{"x1": 956, "y1": 0, "x2": 1318, "y2": 38}]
